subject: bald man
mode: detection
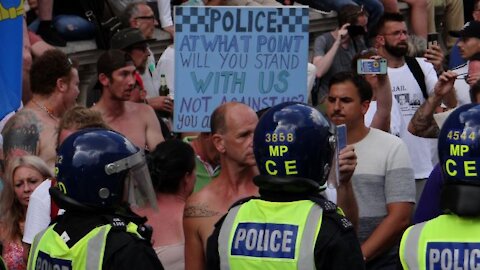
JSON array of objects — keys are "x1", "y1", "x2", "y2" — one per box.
[{"x1": 184, "y1": 102, "x2": 259, "y2": 270}]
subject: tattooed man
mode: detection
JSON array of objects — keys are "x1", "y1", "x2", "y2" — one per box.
[
  {"x1": 1, "y1": 49, "x2": 79, "y2": 170},
  {"x1": 183, "y1": 102, "x2": 259, "y2": 270}
]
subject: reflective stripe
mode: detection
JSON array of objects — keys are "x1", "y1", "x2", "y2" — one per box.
[
  {"x1": 404, "y1": 222, "x2": 427, "y2": 269},
  {"x1": 27, "y1": 228, "x2": 48, "y2": 270},
  {"x1": 218, "y1": 205, "x2": 242, "y2": 270},
  {"x1": 86, "y1": 226, "x2": 109, "y2": 270},
  {"x1": 298, "y1": 204, "x2": 322, "y2": 270}
]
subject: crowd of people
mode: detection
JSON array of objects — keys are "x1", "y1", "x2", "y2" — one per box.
[{"x1": 2, "y1": 0, "x2": 480, "y2": 270}]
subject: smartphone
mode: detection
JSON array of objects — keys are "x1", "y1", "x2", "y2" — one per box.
[
  {"x1": 427, "y1": 33, "x2": 439, "y2": 48},
  {"x1": 357, "y1": 58, "x2": 387, "y2": 74},
  {"x1": 336, "y1": 124, "x2": 347, "y2": 151}
]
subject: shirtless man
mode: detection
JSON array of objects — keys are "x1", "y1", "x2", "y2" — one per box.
[
  {"x1": 184, "y1": 102, "x2": 259, "y2": 270},
  {"x1": 1, "y1": 49, "x2": 79, "y2": 169},
  {"x1": 92, "y1": 49, "x2": 164, "y2": 150}
]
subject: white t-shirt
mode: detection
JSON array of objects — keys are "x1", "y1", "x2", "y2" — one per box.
[
  {"x1": 142, "y1": 48, "x2": 161, "y2": 99},
  {"x1": 155, "y1": 0, "x2": 173, "y2": 28},
  {"x1": 452, "y1": 62, "x2": 470, "y2": 106},
  {"x1": 23, "y1": 179, "x2": 52, "y2": 244},
  {"x1": 387, "y1": 58, "x2": 438, "y2": 179},
  {"x1": 365, "y1": 97, "x2": 406, "y2": 138}
]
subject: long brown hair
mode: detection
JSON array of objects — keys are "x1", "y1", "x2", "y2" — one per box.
[{"x1": 0, "y1": 156, "x2": 53, "y2": 242}]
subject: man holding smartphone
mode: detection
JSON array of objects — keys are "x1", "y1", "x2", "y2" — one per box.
[
  {"x1": 374, "y1": 13, "x2": 456, "y2": 207},
  {"x1": 326, "y1": 72, "x2": 415, "y2": 268}
]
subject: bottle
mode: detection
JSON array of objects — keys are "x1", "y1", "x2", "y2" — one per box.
[{"x1": 159, "y1": 74, "x2": 170, "y2": 97}]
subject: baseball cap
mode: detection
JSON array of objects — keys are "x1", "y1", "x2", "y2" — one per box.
[
  {"x1": 110, "y1": 28, "x2": 156, "y2": 50},
  {"x1": 97, "y1": 49, "x2": 135, "y2": 76},
  {"x1": 450, "y1": 21, "x2": 480, "y2": 39}
]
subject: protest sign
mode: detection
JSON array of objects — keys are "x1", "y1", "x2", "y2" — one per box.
[
  {"x1": 174, "y1": 6, "x2": 309, "y2": 132},
  {"x1": 0, "y1": 0, "x2": 23, "y2": 121}
]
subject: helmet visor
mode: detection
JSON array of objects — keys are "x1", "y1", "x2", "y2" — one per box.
[
  {"x1": 105, "y1": 150, "x2": 158, "y2": 210},
  {"x1": 326, "y1": 124, "x2": 342, "y2": 189}
]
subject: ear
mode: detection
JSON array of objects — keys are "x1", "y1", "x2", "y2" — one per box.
[
  {"x1": 361, "y1": 100, "x2": 371, "y2": 115},
  {"x1": 98, "y1": 73, "x2": 110, "y2": 87},
  {"x1": 56, "y1": 77, "x2": 68, "y2": 93},
  {"x1": 211, "y1": 133, "x2": 225, "y2": 154},
  {"x1": 375, "y1": 35, "x2": 385, "y2": 47}
]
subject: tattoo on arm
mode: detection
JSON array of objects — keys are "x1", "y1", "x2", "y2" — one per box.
[
  {"x1": 409, "y1": 102, "x2": 440, "y2": 139},
  {"x1": 184, "y1": 204, "x2": 220, "y2": 218},
  {"x1": 1, "y1": 110, "x2": 42, "y2": 160}
]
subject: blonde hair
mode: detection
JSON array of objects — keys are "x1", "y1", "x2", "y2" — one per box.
[
  {"x1": 0, "y1": 156, "x2": 53, "y2": 242},
  {"x1": 56, "y1": 106, "x2": 109, "y2": 145}
]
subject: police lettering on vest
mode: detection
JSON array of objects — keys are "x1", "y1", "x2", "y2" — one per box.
[
  {"x1": 36, "y1": 251, "x2": 72, "y2": 270},
  {"x1": 231, "y1": 222, "x2": 298, "y2": 259},
  {"x1": 427, "y1": 242, "x2": 480, "y2": 270}
]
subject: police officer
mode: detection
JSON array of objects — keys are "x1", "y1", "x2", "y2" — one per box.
[
  {"x1": 0, "y1": 255, "x2": 5, "y2": 270},
  {"x1": 27, "y1": 128, "x2": 164, "y2": 270},
  {"x1": 400, "y1": 103, "x2": 480, "y2": 269},
  {"x1": 205, "y1": 102, "x2": 365, "y2": 269}
]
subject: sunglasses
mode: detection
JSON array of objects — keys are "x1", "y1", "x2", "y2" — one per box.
[
  {"x1": 456, "y1": 73, "x2": 470, "y2": 83},
  {"x1": 381, "y1": 30, "x2": 409, "y2": 38}
]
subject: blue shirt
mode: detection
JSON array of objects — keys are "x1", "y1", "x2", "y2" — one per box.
[{"x1": 413, "y1": 163, "x2": 444, "y2": 224}]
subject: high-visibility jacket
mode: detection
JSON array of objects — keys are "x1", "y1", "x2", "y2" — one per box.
[
  {"x1": 27, "y1": 221, "x2": 140, "y2": 270},
  {"x1": 400, "y1": 214, "x2": 480, "y2": 270},
  {"x1": 218, "y1": 199, "x2": 324, "y2": 270}
]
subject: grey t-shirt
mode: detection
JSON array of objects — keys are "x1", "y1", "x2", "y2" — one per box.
[
  {"x1": 313, "y1": 33, "x2": 366, "y2": 103},
  {"x1": 353, "y1": 128, "x2": 415, "y2": 269}
]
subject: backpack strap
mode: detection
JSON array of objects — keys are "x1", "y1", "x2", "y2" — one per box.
[{"x1": 405, "y1": 56, "x2": 428, "y2": 100}]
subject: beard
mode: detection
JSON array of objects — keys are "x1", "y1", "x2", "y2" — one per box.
[{"x1": 384, "y1": 41, "x2": 409, "y2": 57}]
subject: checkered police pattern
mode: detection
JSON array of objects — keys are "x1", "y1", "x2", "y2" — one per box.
[
  {"x1": 277, "y1": 7, "x2": 309, "y2": 33},
  {"x1": 175, "y1": 7, "x2": 309, "y2": 33}
]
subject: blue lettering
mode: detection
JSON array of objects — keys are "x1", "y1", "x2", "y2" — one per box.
[{"x1": 231, "y1": 223, "x2": 298, "y2": 259}]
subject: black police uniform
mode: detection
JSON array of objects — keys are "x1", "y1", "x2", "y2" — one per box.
[{"x1": 206, "y1": 189, "x2": 366, "y2": 270}]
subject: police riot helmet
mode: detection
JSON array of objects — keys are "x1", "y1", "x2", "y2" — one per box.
[
  {"x1": 253, "y1": 102, "x2": 335, "y2": 193},
  {"x1": 53, "y1": 128, "x2": 157, "y2": 210},
  {"x1": 438, "y1": 104, "x2": 480, "y2": 216}
]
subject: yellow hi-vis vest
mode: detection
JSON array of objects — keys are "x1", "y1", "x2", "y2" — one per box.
[
  {"x1": 399, "y1": 214, "x2": 480, "y2": 270},
  {"x1": 27, "y1": 221, "x2": 140, "y2": 270},
  {"x1": 218, "y1": 199, "x2": 323, "y2": 270}
]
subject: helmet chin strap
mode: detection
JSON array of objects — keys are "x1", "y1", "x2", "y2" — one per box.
[
  {"x1": 440, "y1": 183, "x2": 480, "y2": 217},
  {"x1": 50, "y1": 187, "x2": 111, "y2": 213}
]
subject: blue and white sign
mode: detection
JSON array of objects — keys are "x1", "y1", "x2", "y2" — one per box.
[
  {"x1": 426, "y1": 242, "x2": 480, "y2": 270},
  {"x1": 231, "y1": 222, "x2": 298, "y2": 259},
  {"x1": 36, "y1": 251, "x2": 72, "y2": 270},
  {"x1": 174, "y1": 6, "x2": 309, "y2": 132}
]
